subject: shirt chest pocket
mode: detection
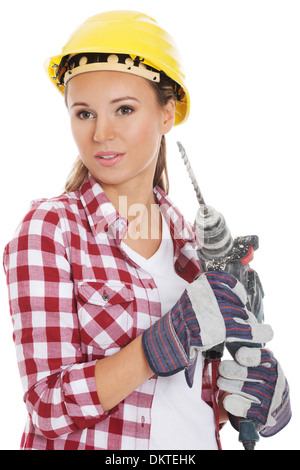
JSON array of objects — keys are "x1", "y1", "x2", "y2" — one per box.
[{"x1": 76, "y1": 280, "x2": 135, "y2": 351}]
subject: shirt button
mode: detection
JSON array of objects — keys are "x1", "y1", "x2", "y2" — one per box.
[
  {"x1": 102, "y1": 294, "x2": 110, "y2": 301},
  {"x1": 177, "y1": 266, "x2": 184, "y2": 273}
]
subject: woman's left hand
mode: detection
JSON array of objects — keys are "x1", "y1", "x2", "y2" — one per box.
[{"x1": 217, "y1": 347, "x2": 291, "y2": 436}]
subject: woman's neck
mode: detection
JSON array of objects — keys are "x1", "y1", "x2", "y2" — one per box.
[{"x1": 101, "y1": 179, "x2": 162, "y2": 257}]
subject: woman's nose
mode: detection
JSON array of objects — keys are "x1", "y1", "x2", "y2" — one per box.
[{"x1": 93, "y1": 117, "x2": 116, "y2": 143}]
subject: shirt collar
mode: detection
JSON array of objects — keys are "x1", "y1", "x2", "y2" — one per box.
[
  {"x1": 153, "y1": 186, "x2": 197, "y2": 247},
  {"x1": 79, "y1": 173, "x2": 197, "y2": 247}
]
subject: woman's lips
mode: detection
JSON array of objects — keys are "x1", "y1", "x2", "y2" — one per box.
[{"x1": 94, "y1": 152, "x2": 126, "y2": 167}]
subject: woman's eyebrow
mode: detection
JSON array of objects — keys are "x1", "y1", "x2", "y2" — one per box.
[
  {"x1": 71, "y1": 102, "x2": 89, "y2": 108},
  {"x1": 71, "y1": 97, "x2": 140, "y2": 108},
  {"x1": 110, "y1": 96, "x2": 141, "y2": 104}
]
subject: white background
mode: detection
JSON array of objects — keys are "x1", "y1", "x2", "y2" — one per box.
[{"x1": 0, "y1": 0, "x2": 299, "y2": 450}]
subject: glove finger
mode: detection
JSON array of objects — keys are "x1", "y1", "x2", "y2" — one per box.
[
  {"x1": 219, "y1": 360, "x2": 248, "y2": 381},
  {"x1": 224, "y1": 321, "x2": 273, "y2": 345},
  {"x1": 219, "y1": 359, "x2": 271, "y2": 384},
  {"x1": 235, "y1": 347, "x2": 276, "y2": 368},
  {"x1": 224, "y1": 395, "x2": 271, "y2": 426},
  {"x1": 250, "y1": 323, "x2": 273, "y2": 344},
  {"x1": 235, "y1": 347, "x2": 262, "y2": 367},
  {"x1": 223, "y1": 394, "x2": 253, "y2": 419},
  {"x1": 218, "y1": 376, "x2": 262, "y2": 408}
]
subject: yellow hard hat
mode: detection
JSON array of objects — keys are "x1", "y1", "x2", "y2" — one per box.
[{"x1": 45, "y1": 10, "x2": 190, "y2": 125}]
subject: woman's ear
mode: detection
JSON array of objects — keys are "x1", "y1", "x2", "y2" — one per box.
[{"x1": 161, "y1": 99, "x2": 176, "y2": 135}]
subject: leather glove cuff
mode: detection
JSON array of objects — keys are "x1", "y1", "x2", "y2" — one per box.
[{"x1": 142, "y1": 290, "x2": 198, "y2": 387}]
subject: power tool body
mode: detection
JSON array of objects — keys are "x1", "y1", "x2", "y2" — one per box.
[{"x1": 178, "y1": 142, "x2": 265, "y2": 450}]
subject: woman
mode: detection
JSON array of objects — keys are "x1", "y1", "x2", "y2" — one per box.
[{"x1": 4, "y1": 11, "x2": 290, "y2": 450}]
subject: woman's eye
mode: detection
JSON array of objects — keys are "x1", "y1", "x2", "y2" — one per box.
[
  {"x1": 117, "y1": 106, "x2": 134, "y2": 116},
  {"x1": 78, "y1": 111, "x2": 94, "y2": 120}
]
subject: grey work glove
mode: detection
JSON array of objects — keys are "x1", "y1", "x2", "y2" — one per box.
[
  {"x1": 218, "y1": 347, "x2": 292, "y2": 435},
  {"x1": 142, "y1": 271, "x2": 273, "y2": 387}
]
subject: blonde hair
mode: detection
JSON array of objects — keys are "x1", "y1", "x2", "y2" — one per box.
[{"x1": 64, "y1": 75, "x2": 175, "y2": 194}]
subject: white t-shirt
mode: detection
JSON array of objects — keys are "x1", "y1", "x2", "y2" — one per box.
[{"x1": 122, "y1": 214, "x2": 218, "y2": 450}]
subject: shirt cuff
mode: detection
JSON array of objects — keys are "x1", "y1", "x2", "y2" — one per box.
[{"x1": 62, "y1": 360, "x2": 110, "y2": 429}]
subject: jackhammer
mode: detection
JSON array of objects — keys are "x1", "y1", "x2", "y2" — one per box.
[{"x1": 177, "y1": 142, "x2": 265, "y2": 450}]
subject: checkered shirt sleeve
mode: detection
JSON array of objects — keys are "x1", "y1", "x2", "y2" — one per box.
[{"x1": 3, "y1": 200, "x2": 106, "y2": 440}]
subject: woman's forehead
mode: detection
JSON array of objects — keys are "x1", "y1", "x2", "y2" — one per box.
[{"x1": 66, "y1": 70, "x2": 155, "y2": 103}]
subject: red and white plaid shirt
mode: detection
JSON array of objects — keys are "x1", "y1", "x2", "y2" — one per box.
[{"x1": 3, "y1": 173, "x2": 220, "y2": 450}]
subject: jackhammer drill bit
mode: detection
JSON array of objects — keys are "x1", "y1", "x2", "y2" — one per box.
[{"x1": 177, "y1": 141, "x2": 265, "y2": 450}]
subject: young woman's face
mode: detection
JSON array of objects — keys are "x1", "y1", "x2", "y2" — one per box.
[{"x1": 67, "y1": 71, "x2": 175, "y2": 190}]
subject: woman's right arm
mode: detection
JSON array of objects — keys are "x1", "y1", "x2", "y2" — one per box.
[
  {"x1": 95, "y1": 335, "x2": 153, "y2": 412},
  {"x1": 3, "y1": 201, "x2": 151, "y2": 439}
]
